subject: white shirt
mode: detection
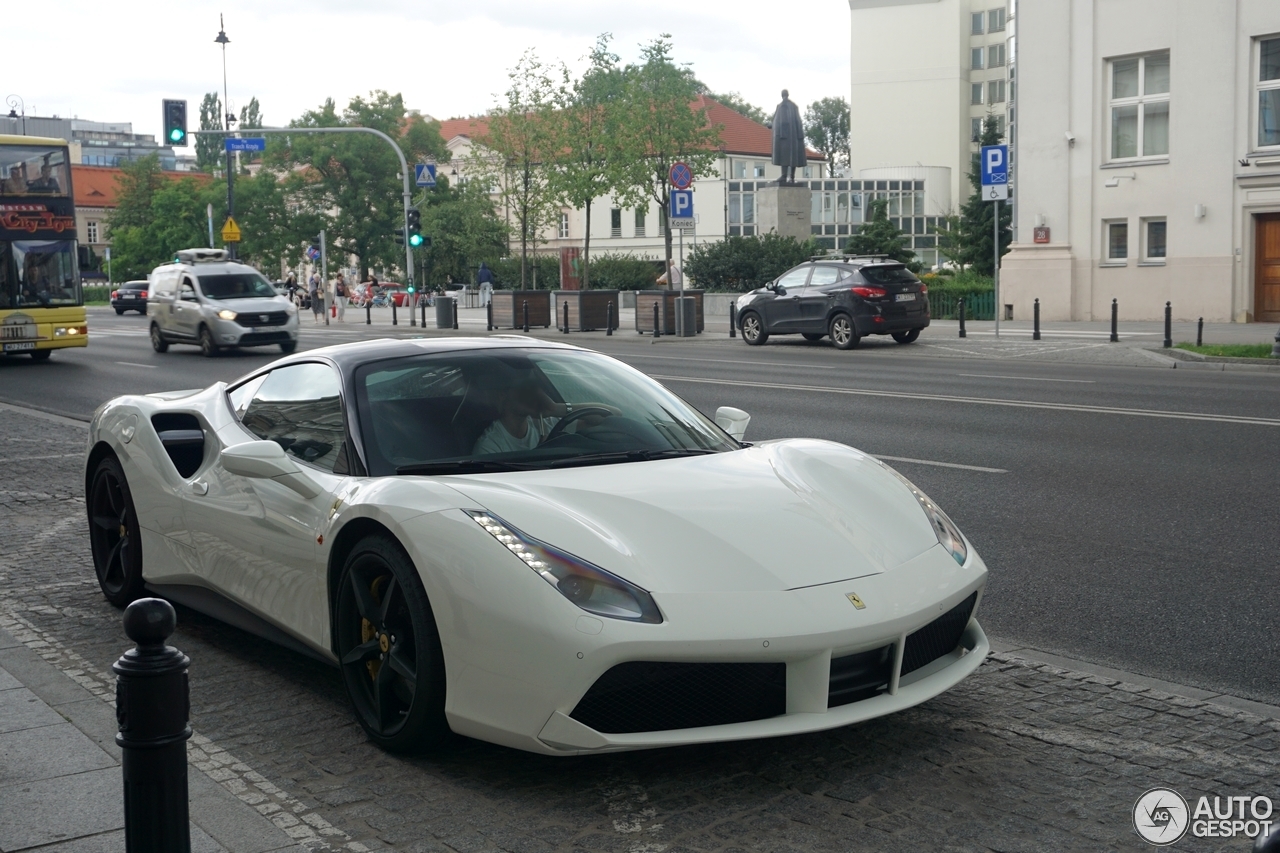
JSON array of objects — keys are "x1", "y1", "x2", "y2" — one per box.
[{"x1": 473, "y1": 415, "x2": 559, "y2": 455}]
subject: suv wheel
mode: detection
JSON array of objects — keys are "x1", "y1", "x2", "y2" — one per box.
[
  {"x1": 830, "y1": 314, "x2": 860, "y2": 350},
  {"x1": 279, "y1": 340, "x2": 297, "y2": 354},
  {"x1": 802, "y1": 333, "x2": 825, "y2": 342},
  {"x1": 891, "y1": 329, "x2": 921, "y2": 344},
  {"x1": 740, "y1": 311, "x2": 768, "y2": 346},
  {"x1": 198, "y1": 326, "x2": 219, "y2": 358},
  {"x1": 149, "y1": 324, "x2": 169, "y2": 353}
]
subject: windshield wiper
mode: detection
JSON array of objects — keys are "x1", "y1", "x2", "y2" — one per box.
[
  {"x1": 396, "y1": 459, "x2": 539, "y2": 475},
  {"x1": 543, "y1": 448, "x2": 720, "y2": 469}
]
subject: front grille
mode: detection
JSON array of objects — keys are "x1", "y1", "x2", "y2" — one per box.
[
  {"x1": 238, "y1": 311, "x2": 288, "y2": 327},
  {"x1": 900, "y1": 592, "x2": 978, "y2": 677},
  {"x1": 237, "y1": 331, "x2": 291, "y2": 346},
  {"x1": 570, "y1": 661, "x2": 786, "y2": 734},
  {"x1": 828, "y1": 644, "x2": 894, "y2": 708}
]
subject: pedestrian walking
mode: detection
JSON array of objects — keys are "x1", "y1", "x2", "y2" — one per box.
[
  {"x1": 308, "y1": 273, "x2": 323, "y2": 323},
  {"x1": 477, "y1": 262, "x2": 494, "y2": 306},
  {"x1": 334, "y1": 273, "x2": 347, "y2": 321}
]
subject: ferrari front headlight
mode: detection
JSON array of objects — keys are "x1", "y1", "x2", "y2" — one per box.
[
  {"x1": 217, "y1": 309, "x2": 238, "y2": 321},
  {"x1": 466, "y1": 511, "x2": 663, "y2": 623},
  {"x1": 880, "y1": 464, "x2": 968, "y2": 566}
]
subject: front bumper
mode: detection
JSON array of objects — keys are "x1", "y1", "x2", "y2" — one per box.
[{"x1": 213, "y1": 315, "x2": 298, "y2": 347}]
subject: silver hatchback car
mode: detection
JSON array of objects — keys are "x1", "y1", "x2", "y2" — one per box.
[{"x1": 147, "y1": 249, "x2": 300, "y2": 357}]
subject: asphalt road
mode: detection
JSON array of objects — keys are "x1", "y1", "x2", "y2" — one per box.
[{"x1": 4, "y1": 307, "x2": 1279, "y2": 706}]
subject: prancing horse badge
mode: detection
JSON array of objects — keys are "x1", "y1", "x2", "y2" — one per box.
[{"x1": 846, "y1": 592, "x2": 866, "y2": 610}]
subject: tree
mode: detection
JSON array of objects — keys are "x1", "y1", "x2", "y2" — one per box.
[
  {"x1": 213, "y1": 169, "x2": 318, "y2": 276},
  {"x1": 931, "y1": 213, "x2": 966, "y2": 270},
  {"x1": 844, "y1": 198, "x2": 918, "y2": 270},
  {"x1": 954, "y1": 115, "x2": 1012, "y2": 275},
  {"x1": 238, "y1": 97, "x2": 262, "y2": 129},
  {"x1": 804, "y1": 97, "x2": 850, "y2": 177},
  {"x1": 416, "y1": 175, "x2": 508, "y2": 287},
  {"x1": 706, "y1": 91, "x2": 767, "y2": 124},
  {"x1": 106, "y1": 155, "x2": 212, "y2": 279},
  {"x1": 547, "y1": 34, "x2": 625, "y2": 289},
  {"x1": 481, "y1": 51, "x2": 562, "y2": 289},
  {"x1": 685, "y1": 232, "x2": 823, "y2": 292},
  {"x1": 196, "y1": 93, "x2": 224, "y2": 172},
  {"x1": 612, "y1": 36, "x2": 722, "y2": 278}
]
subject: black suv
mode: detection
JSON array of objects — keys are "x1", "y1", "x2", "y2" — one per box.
[{"x1": 735, "y1": 258, "x2": 929, "y2": 349}]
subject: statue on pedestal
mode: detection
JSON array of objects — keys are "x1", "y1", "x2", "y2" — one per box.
[{"x1": 770, "y1": 90, "x2": 806, "y2": 185}]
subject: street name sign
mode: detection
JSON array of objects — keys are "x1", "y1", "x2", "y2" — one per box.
[
  {"x1": 980, "y1": 144, "x2": 1009, "y2": 201},
  {"x1": 220, "y1": 216, "x2": 242, "y2": 243},
  {"x1": 225, "y1": 137, "x2": 266, "y2": 152},
  {"x1": 669, "y1": 190, "x2": 695, "y2": 228},
  {"x1": 415, "y1": 164, "x2": 437, "y2": 187}
]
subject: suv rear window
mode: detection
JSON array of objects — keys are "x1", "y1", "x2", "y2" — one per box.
[
  {"x1": 198, "y1": 274, "x2": 277, "y2": 300},
  {"x1": 860, "y1": 265, "x2": 920, "y2": 285}
]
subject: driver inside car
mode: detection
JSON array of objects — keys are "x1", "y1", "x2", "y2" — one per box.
[{"x1": 473, "y1": 373, "x2": 617, "y2": 456}]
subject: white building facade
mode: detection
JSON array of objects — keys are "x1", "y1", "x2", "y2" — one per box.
[{"x1": 1001, "y1": 0, "x2": 1280, "y2": 323}]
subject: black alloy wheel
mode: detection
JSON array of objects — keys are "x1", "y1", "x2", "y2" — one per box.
[
  {"x1": 150, "y1": 324, "x2": 169, "y2": 353},
  {"x1": 802, "y1": 333, "x2": 825, "y2": 342},
  {"x1": 830, "y1": 313, "x2": 860, "y2": 350},
  {"x1": 88, "y1": 455, "x2": 146, "y2": 607},
  {"x1": 740, "y1": 311, "x2": 768, "y2": 346},
  {"x1": 336, "y1": 535, "x2": 448, "y2": 753},
  {"x1": 29, "y1": 350, "x2": 51, "y2": 361},
  {"x1": 891, "y1": 328, "x2": 922, "y2": 344},
  {"x1": 198, "y1": 326, "x2": 219, "y2": 358}
]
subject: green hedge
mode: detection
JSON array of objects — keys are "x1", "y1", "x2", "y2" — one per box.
[
  {"x1": 83, "y1": 285, "x2": 112, "y2": 304},
  {"x1": 684, "y1": 234, "x2": 825, "y2": 292},
  {"x1": 921, "y1": 270, "x2": 994, "y2": 320},
  {"x1": 588, "y1": 253, "x2": 663, "y2": 290}
]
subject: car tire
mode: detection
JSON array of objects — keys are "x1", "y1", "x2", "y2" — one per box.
[
  {"x1": 198, "y1": 325, "x2": 219, "y2": 358},
  {"x1": 279, "y1": 340, "x2": 297, "y2": 354},
  {"x1": 114, "y1": 308, "x2": 125, "y2": 315},
  {"x1": 740, "y1": 311, "x2": 768, "y2": 346},
  {"x1": 29, "y1": 350, "x2": 51, "y2": 361},
  {"x1": 149, "y1": 324, "x2": 169, "y2": 353},
  {"x1": 891, "y1": 329, "x2": 922, "y2": 344},
  {"x1": 802, "y1": 333, "x2": 825, "y2": 342},
  {"x1": 138, "y1": 307, "x2": 148, "y2": 316},
  {"x1": 829, "y1": 313, "x2": 860, "y2": 350},
  {"x1": 335, "y1": 535, "x2": 449, "y2": 754},
  {"x1": 88, "y1": 454, "x2": 146, "y2": 608}
]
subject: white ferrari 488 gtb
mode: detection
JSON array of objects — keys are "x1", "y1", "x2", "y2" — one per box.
[{"x1": 86, "y1": 337, "x2": 989, "y2": 755}]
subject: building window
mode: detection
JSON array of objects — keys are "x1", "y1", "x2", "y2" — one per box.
[
  {"x1": 86, "y1": 220, "x2": 99, "y2": 243},
  {"x1": 1142, "y1": 218, "x2": 1167, "y2": 261},
  {"x1": 988, "y1": 44, "x2": 1006, "y2": 68},
  {"x1": 634, "y1": 208, "x2": 646, "y2": 238},
  {"x1": 971, "y1": 83, "x2": 984, "y2": 106},
  {"x1": 558, "y1": 213, "x2": 569, "y2": 240},
  {"x1": 971, "y1": 12, "x2": 985, "y2": 35},
  {"x1": 989, "y1": 80, "x2": 1006, "y2": 104},
  {"x1": 971, "y1": 117, "x2": 983, "y2": 142},
  {"x1": 802, "y1": 166, "x2": 813, "y2": 179},
  {"x1": 733, "y1": 160, "x2": 747, "y2": 179},
  {"x1": 988, "y1": 8, "x2": 1006, "y2": 32},
  {"x1": 1105, "y1": 220, "x2": 1129, "y2": 262},
  {"x1": 971, "y1": 48, "x2": 985, "y2": 70},
  {"x1": 730, "y1": 192, "x2": 755, "y2": 226},
  {"x1": 1109, "y1": 52, "x2": 1170, "y2": 160},
  {"x1": 1257, "y1": 36, "x2": 1280, "y2": 149},
  {"x1": 753, "y1": 161, "x2": 766, "y2": 177},
  {"x1": 610, "y1": 208, "x2": 621, "y2": 238}
]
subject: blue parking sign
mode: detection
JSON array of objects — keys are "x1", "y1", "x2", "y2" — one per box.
[
  {"x1": 980, "y1": 144, "x2": 1008, "y2": 201},
  {"x1": 669, "y1": 190, "x2": 694, "y2": 227}
]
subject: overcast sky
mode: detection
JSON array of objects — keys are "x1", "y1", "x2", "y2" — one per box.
[{"x1": 3, "y1": 1, "x2": 850, "y2": 142}]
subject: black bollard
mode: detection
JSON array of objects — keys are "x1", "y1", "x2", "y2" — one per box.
[
  {"x1": 410, "y1": 293, "x2": 416, "y2": 328},
  {"x1": 452, "y1": 299, "x2": 459, "y2": 330},
  {"x1": 1273, "y1": 326, "x2": 1280, "y2": 359},
  {"x1": 729, "y1": 302, "x2": 737, "y2": 338},
  {"x1": 1197, "y1": 317, "x2": 1204, "y2": 347},
  {"x1": 115, "y1": 598, "x2": 191, "y2": 853},
  {"x1": 653, "y1": 301, "x2": 661, "y2": 338},
  {"x1": 392, "y1": 296, "x2": 398, "y2": 326},
  {"x1": 957, "y1": 298, "x2": 966, "y2": 338},
  {"x1": 487, "y1": 301, "x2": 493, "y2": 331},
  {"x1": 1033, "y1": 298, "x2": 1041, "y2": 340},
  {"x1": 606, "y1": 301, "x2": 614, "y2": 336},
  {"x1": 1163, "y1": 301, "x2": 1172, "y2": 348},
  {"x1": 1110, "y1": 298, "x2": 1118, "y2": 342},
  {"x1": 562, "y1": 300, "x2": 570, "y2": 334},
  {"x1": 421, "y1": 298, "x2": 427, "y2": 329},
  {"x1": 522, "y1": 300, "x2": 530, "y2": 333},
  {"x1": 365, "y1": 300, "x2": 371, "y2": 326}
]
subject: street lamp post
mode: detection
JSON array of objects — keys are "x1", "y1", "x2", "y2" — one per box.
[
  {"x1": 215, "y1": 16, "x2": 237, "y2": 259},
  {"x1": 6, "y1": 95, "x2": 26, "y2": 135}
]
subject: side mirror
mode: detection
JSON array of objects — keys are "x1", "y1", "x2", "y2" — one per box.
[
  {"x1": 715, "y1": 406, "x2": 751, "y2": 442},
  {"x1": 220, "y1": 440, "x2": 320, "y2": 498},
  {"x1": 180, "y1": 291, "x2": 198, "y2": 302}
]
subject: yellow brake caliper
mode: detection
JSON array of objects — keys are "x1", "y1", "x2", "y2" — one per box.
[{"x1": 362, "y1": 575, "x2": 387, "y2": 682}]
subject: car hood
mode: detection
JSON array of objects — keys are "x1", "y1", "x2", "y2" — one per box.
[
  {"x1": 211, "y1": 296, "x2": 293, "y2": 314},
  {"x1": 441, "y1": 439, "x2": 940, "y2": 594}
]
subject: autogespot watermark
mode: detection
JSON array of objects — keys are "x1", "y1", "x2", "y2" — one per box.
[{"x1": 1133, "y1": 787, "x2": 1274, "y2": 846}]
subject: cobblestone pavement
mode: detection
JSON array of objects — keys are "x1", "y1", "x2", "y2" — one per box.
[{"x1": 2, "y1": 407, "x2": 1276, "y2": 853}]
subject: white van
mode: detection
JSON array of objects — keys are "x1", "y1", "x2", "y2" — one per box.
[{"x1": 147, "y1": 249, "x2": 299, "y2": 357}]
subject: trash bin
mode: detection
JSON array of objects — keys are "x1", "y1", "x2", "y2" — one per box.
[
  {"x1": 435, "y1": 296, "x2": 455, "y2": 329},
  {"x1": 674, "y1": 296, "x2": 697, "y2": 337}
]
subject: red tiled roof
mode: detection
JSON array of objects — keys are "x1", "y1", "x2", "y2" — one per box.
[
  {"x1": 71, "y1": 164, "x2": 210, "y2": 208},
  {"x1": 438, "y1": 116, "x2": 491, "y2": 144}
]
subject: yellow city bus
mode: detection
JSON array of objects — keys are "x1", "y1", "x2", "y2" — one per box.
[{"x1": 0, "y1": 135, "x2": 87, "y2": 360}]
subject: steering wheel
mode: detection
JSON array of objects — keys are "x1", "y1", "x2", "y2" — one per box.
[{"x1": 543, "y1": 407, "x2": 613, "y2": 442}]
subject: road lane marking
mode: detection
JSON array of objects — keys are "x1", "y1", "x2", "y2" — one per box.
[
  {"x1": 649, "y1": 375, "x2": 1280, "y2": 426},
  {"x1": 961, "y1": 330, "x2": 1161, "y2": 338},
  {"x1": 114, "y1": 361, "x2": 157, "y2": 369},
  {"x1": 620, "y1": 353, "x2": 838, "y2": 370},
  {"x1": 874, "y1": 454, "x2": 1007, "y2": 473},
  {"x1": 0, "y1": 452, "x2": 81, "y2": 463},
  {"x1": 958, "y1": 373, "x2": 1095, "y2": 383}
]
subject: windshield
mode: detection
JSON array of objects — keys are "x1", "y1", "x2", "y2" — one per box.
[
  {"x1": 860, "y1": 265, "x2": 920, "y2": 285},
  {"x1": 0, "y1": 240, "x2": 81, "y2": 308},
  {"x1": 197, "y1": 273, "x2": 277, "y2": 300},
  {"x1": 354, "y1": 348, "x2": 739, "y2": 476},
  {"x1": 0, "y1": 146, "x2": 70, "y2": 197}
]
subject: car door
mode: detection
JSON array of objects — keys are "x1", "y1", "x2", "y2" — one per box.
[
  {"x1": 181, "y1": 362, "x2": 351, "y2": 649},
  {"x1": 172, "y1": 276, "x2": 201, "y2": 340},
  {"x1": 763, "y1": 267, "x2": 812, "y2": 332},
  {"x1": 798, "y1": 266, "x2": 845, "y2": 331}
]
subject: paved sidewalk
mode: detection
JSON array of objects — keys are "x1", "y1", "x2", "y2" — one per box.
[{"x1": 0, "y1": 621, "x2": 305, "y2": 853}]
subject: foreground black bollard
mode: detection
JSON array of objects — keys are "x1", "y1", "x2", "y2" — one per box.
[
  {"x1": 957, "y1": 298, "x2": 966, "y2": 338},
  {"x1": 1033, "y1": 298, "x2": 1041, "y2": 340},
  {"x1": 392, "y1": 296, "x2": 398, "y2": 326},
  {"x1": 1110, "y1": 298, "x2": 1118, "y2": 342},
  {"x1": 1273, "y1": 326, "x2": 1280, "y2": 359},
  {"x1": 1163, "y1": 302, "x2": 1172, "y2": 348},
  {"x1": 115, "y1": 598, "x2": 191, "y2": 853},
  {"x1": 365, "y1": 300, "x2": 371, "y2": 326},
  {"x1": 421, "y1": 298, "x2": 427, "y2": 329},
  {"x1": 653, "y1": 301, "x2": 661, "y2": 338},
  {"x1": 410, "y1": 294, "x2": 416, "y2": 328},
  {"x1": 487, "y1": 301, "x2": 493, "y2": 332},
  {"x1": 729, "y1": 302, "x2": 737, "y2": 338},
  {"x1": 1197, "y1": 317, "x2": 1204, "y2": 347},
  {"x1": 522, "y1": 300, "x2": 530, "y2": 333},
  {"x1": 606, "y1": 301, "x2": 614, "y2": 336},
  {"x1": 563, "y1": 300, "x2": 570, "y2": 334},
  {"x1": 452, "y1": 299, "x2": 459, "y2": 330}
]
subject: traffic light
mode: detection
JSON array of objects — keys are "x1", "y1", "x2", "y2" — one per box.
[
  {"x1": 407, "y1": 207, "x2": 424, "y2": 248},
  {"x1": 162, "y1": 99, "x2": 188, "y2": 147}
]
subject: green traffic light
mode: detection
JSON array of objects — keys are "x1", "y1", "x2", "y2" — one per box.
[
  {"x1": 169, "y1": 128, "x2": 185, "y2": 142},
  {"x1": 408, "y1": 234, "x2": 424, "y2": 247}
]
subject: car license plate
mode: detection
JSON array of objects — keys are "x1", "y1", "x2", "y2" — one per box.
[
  {"x1": 3, "y1": 341, "x2": 36, "y2": 352},
  {"x1": 895, "y1": 293, "x2": 917, "y2": 302}
]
